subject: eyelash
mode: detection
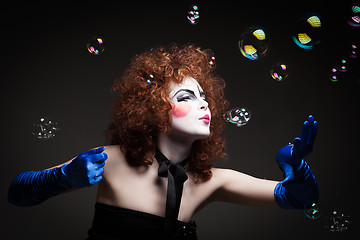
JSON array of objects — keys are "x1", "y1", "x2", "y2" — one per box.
[
  {"x1": 178, "y1": 96, "x2": 192, "y2": 102},
  {"x1": 177, "y1": 95, "x2": 207, "y2": 102}
]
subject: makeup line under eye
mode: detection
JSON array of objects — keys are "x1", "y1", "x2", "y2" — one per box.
[{"x1": 177, "y1": 94, "x2": 194, "y2": 102}]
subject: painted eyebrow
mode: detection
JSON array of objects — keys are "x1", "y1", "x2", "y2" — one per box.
[
  {"x1": 172, "y1": 86, "x2": 206, "y2": 99},
  {"x1": 172, "y1": 89, "x2": 196, "y2": 98},
  {"x1": 197, "y1": 85, "x2": 206, "y2": 97}
]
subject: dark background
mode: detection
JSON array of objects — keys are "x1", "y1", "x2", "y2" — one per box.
[{"x1": 1, "y1": 1, "x2": 359, "y2": 239}]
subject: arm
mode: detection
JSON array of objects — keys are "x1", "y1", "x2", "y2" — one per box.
[
  {"x1": 213, "y1": 115, "x2": 319, "y2": 209},
  {"x1": 8, "y1": 147, "x2": 108, "y2": 207},
  {"x1": 212, "y1": 168, "x2": 278, "y2": 207}
]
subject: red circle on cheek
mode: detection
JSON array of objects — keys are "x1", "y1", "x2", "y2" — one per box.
[{"x1": 171, "y1": 102, "x2": 192, "y2": 118}]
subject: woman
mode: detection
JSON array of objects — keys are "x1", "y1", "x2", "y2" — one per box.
[{"x1": 8, "y1": 44, "x2": 319, "y2": 240}]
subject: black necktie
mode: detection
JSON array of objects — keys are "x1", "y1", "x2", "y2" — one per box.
[{"x1": 155, "y1": 148, "x2": 190, "y2": 239}]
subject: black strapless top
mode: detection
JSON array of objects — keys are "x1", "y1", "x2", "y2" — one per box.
[{"x1": 87, "y1": 203, "x2": 197, "y2": 240}]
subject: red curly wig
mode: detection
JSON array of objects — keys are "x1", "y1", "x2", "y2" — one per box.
[{"x1": 107, "y1": 43, "x2": 229, "y2": 182}]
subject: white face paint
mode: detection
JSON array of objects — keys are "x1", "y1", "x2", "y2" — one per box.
[{"x1": 168, "y1": 77, "x2": 211, "y2": 141}]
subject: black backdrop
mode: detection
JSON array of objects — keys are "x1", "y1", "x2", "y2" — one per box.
[{"x1": 1, "y1": 1, "x2": 359, "y2": 239}]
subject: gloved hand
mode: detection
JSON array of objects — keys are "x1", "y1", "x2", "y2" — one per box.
[
  {"x1": 274, "y1": 115, "x2": 319, "y2": 209},
  {"x1": 61, "y1": 147, "x2": 108, "y2": 188},
  {"x1": 275, "y1": 115, "x2": 317, "y2": 184}
]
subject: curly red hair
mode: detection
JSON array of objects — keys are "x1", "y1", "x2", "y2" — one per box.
[{"x1": 107, "y1": 43, "x2": 229, "y2": 181}]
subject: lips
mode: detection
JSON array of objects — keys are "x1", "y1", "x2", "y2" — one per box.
[{"x1": 199, "y1": 114, "x2": 210, "y2": 124}]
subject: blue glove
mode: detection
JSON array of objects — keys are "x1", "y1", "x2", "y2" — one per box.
[
  {"x1": 8, "y1": 147, "x2": 107, "y2": 207},
  {"x1": 61, "y1": 147, "x2": 108, "y2": 187},
  {"x1": 274, "y1": 115, "x2": 319, "y2": 209}
]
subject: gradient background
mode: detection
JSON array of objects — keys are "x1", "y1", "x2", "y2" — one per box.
[{"x1": 1, "y1": 1, "x2": 359, "y2": 239}]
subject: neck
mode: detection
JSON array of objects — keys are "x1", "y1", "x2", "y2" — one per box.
[{"x1": 157, "y1": 131, "x2": 193, "y2": 164}]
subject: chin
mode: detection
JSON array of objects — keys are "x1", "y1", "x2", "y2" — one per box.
[
  {"x1": 193, "y1": 130, "x2": 211, "y2": 140},
  {"x1": 170, "y1": 127, "x2": 210, "y2": 141}
]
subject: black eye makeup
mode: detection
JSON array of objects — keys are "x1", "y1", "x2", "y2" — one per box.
[{"x1": 172, "y1": 88, "x2": 207, "y2": 102}]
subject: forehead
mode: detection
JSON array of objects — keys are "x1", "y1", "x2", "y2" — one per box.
[{"x1": 169, "y1": 77, "x2": 203, "y2": 96}]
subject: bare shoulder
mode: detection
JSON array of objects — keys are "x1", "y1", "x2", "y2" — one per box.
[
  {"x1": 103, "y1": 145, "x2": 125, "y2": 161},
  {"x1": 101, "y1": 145, "x2": 127, "y2": 174}
]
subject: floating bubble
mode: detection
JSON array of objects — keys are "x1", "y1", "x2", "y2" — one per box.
[
  {"x1": 349, "y1": 43, "x2": 359, "y2": 58},
  {"x1": 324, "y1": 210, "x2": 352, "y2": 232},
  {"x1": 238, "y1": 26, "x2": 269, "y2": 60},
  {"x1": 146, "y1": 74, "x2": 155, "y2": 84},
  {"x1": 338, "y1": 58, "x2": 348, "y2": 72},
  {"x1": 347, "y1": 3, "x2": 360, "y2": 27},
  {"x1": 304, "y1": 203, "x2": 321, "y2": 220},
  {"x1": 32, "y1": 116, "x2": 59, "y2": 140},
  {"x1": 223, "y1": 107, "x2": 251, "y2": 127},
  {"x1": 329, "y1": 67, "x2": 341, "y2": 82},
  {"x1": 292, "y1": 13, "x2": 323, "y2": 49},
  {"x1": 270, "y1": 63, "x2": 289, "y2": 81},
  {"x1": 187, "y1": 5, "x2": 200, "y2": 25},
  {"x1": 209, "y1": 56, "x2": 216, "y2": 68},
  {"x1": 86, "y1": 36, "x2": 105, "y2": 55}
]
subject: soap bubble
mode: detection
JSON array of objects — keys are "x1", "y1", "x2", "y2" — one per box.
[
  {"x1": 223, "y1": 107, "x2": 251, "y2": 127},
  {"x1": 304, "y1": 203, "x2": 321, "y2": 220},
  {"x1": 146, "y1": 74, "x2": 155, "y2": 84},
  {"x1": 324, "y1": 210, "x2": 352, "y2": 232},
  {"x1": 238, "y1": 26, "x2": 269, "y2": 60},
  {"x1": 32, "y1": 116, "x2": 60, "y2": 140},
  {"x1": 329, "y1": 67, "x2": 341, "y2": 82},
  {"x1": 349, "y1": 43, "x2": 359, "y2": 58},
  {"x1": 338, "y1": 58, "x2": 348, "y2": 72},
  {"x1": 203, "y1": 49, "x2": 216, "y2": 68},
  {"x1": 347, "y1": 3, "x2": 360, "y2": 27},
  {"x1": 209, "y1": 56, "x2": 216, "y2": 68},
  {"x1": 292, "y1": 13, "x2": 323, "y2": 49},
  {"x1": 187, "y1": 5, "x2": 200, "y2": 25},
  {"x1": 270, "y1": 63, "x2": 289, "y2": 81},
  {"x1": 86, "y1": 36, "x2": 105, "y2": 55}
]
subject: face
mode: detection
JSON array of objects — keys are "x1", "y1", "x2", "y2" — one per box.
[{"x1": 168, "y1": 77, "x2": 211, "y2": 141}]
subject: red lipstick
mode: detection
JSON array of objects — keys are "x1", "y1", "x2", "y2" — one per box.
[{"x1": 200, "y1": 114, "x2": 210, "y2": 124}]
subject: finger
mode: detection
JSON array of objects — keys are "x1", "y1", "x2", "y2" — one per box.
[
  {"x1": 87, "y1": 147, "x2": 106, "y2": 155},
  {"x1": 95, "y1": 167, "x2": 105, "y2": 177},
  {"x1": 307, "y1": 115, "x2": 315, "y2": 144},
  {"x1": 292, "y1": 137, "x2": 302, "y2": 158},
  {"x1": 91, "y1": 175, "x2": 103, "y2": 185},
  {"x1": 89, "y1": 152, "x2": 108, "y2": 163},
  {"x1": 94, "y1": 175, "x2": 103, "y2": 183},
  {"x1": 94, "y1": 160, "x2": 106, "y2": 168},
  {"x1": 309, "y1": 120, "x2": 318, "y2": 145},
  {"x1": 300, "y1": 121, "x2": 309, "y2": 150},
  {"x1": 280, "y1": 163, "x2": 295, "y2": 185}
]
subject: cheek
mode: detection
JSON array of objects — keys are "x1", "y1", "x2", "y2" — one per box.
[{"x1": 171, "y1": 102, "x2": 192, "y2": 118}]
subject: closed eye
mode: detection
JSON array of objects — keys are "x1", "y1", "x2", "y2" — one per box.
[{"x1": 177, "y1": 95, "x2": 192, "y2": 102}]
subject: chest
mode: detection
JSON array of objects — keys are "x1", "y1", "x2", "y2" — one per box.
[{"x1": 97, "y1": 165, "x2": 216, "y2": 222}]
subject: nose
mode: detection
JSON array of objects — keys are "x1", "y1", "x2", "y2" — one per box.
[{"x1": 199, "y1": 99, "x2": 208, "y2": 110}]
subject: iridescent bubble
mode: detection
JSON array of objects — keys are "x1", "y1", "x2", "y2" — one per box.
[
  {"x1": 238, "y1": 26, "x2": 269, "y2": 60},
  {"x1": 338, "y1": 58, "x2": 348, "y2": 72},
  {"x1": 324, "y1": 210, "x2": 352, "y2": 232},
  {"x1": 270, "y1": 63, "x2": 289, "y2": 81},
  {"x1": 329, "y1": 67, "x2": 341, "y2": 82},
  {"x1": 292, "y1": 13, "x2": 323, "y2": 49},
  {"x1": 86, "y1": 36, "x2": 105, "y2": 55},
  {"x1": 223, "y1": 107, "x2": 251, "y2": 127},
  {"x1": 209, "y1": 56, "x2": 216, "y2": 68},
  {"x1": 146, "y1": 74, "x2": 155, "y2": 84},
  {"x1": 32, "y1": 116, "x2": 60, "y2": 140},
  {"x1": 304, "y1": 203, "x2": 321, "y2": 220},
  {"x1": 349, "y1": 43, "x2": 359, "y2": 58},
  {"x1": 347, "y1": 3, "x2": 360, "y2": 27},
  {"x1": 187, "y1": 5, "x2": 200, "y2": 25}
]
